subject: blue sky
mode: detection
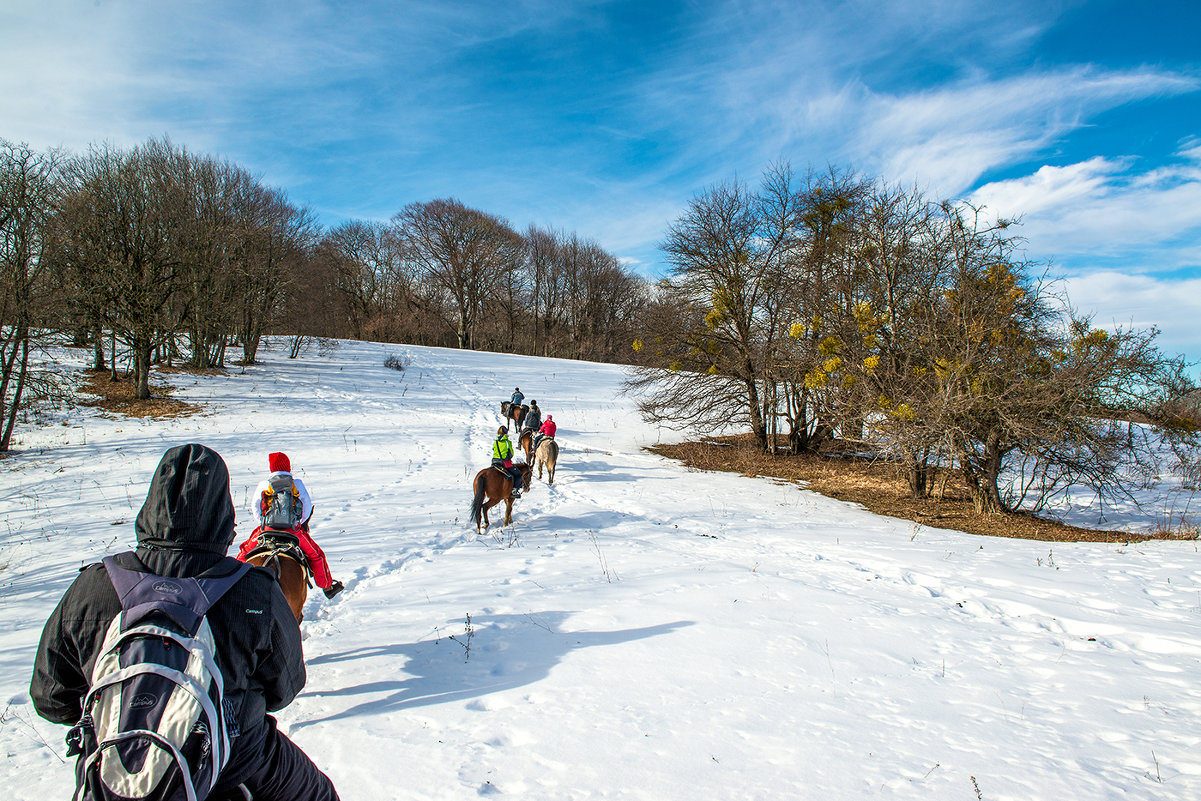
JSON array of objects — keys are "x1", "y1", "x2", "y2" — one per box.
[{"x1": 3, "y1": 0, "x2": 1200, "y2": 367}]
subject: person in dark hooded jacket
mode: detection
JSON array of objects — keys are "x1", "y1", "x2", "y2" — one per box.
[{"x1": 30, "y1": 443, "x2": 339, "y2": 801}]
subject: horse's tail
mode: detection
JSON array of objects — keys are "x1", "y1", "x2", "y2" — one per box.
[{"x1": 470, "y1": 473, "x2": 486, "y2": 527}]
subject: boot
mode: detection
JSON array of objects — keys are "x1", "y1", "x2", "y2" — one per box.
[{"x1": 323, "y1": 580, "x2": 344, "y2": 599}]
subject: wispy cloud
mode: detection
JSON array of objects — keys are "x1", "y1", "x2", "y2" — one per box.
[
  {"x1": 859, "y1": 68, "x2": 1199, "y2": 196},
  {"x1": 971, "y1": 143, "x2": 1201, "y2": 267},
  {"x1": 2, "y1": 0, "x2": 1198, "y2": 363}
]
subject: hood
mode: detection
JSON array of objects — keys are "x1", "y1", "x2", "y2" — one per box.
[{"x1": 135, "y1": 443, "x2": 237, "y2": 553}]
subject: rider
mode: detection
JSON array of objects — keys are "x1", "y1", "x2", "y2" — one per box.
[
  {"x1": 510, "y1": 387, "x2": 524, "y2": 407},
  {"x1": 30, "y1": 444, "x2": 340, "y2": 801},
  {"x1": 492, "y1": 426, "x2": 524, "y2": 499},
  {"x1": 237, "y1": 452, "x2": 344, "y2": 599},
  {"x1": 535, "y1": 413, "x2": 556, "y2": 450},
  {"x1": 520, "y1": 400, "x2": 542, "y2": 440}
]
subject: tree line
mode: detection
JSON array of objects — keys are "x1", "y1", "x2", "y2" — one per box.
[
  {"x1": 4, "y1": 136, "x2": 1197, "y2": 520},
  {"x1": 0, "y1": 136, "x2": 651, "y2": 452},
  {"x1": 627, "y1": 165, "x2": 1198, "y2": 516}
]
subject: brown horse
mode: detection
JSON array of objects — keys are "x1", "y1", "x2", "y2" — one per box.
[
  {"x1": 500, "y1": 401, "x2": 529, "y2": 432},
  {"x1": 244, "y1": 533, "x2": 310, "y2": 622},
  {"x1": 535, "y1": 437, "x2": 559, "y2": 484},
  {"x1": 518, "y1": 429, "x2": 535, "y2": 462},
  {"x1": 470, "y1": 462, "x2": 532, "y2": 531}
]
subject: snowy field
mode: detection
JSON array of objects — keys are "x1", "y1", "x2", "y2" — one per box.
[{"x1": 2, "y1": 338, "x2": 1199, "y2": 800}]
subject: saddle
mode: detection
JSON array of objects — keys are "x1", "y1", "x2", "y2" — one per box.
[{"x1": 247, "y1": 531, "x2": 311, "y2": 583}]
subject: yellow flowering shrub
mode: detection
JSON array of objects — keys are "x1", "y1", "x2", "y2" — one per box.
[{"x1": 804, "y1": 370, "x2": 828, "y2": 389}]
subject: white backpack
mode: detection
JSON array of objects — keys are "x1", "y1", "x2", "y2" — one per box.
[{"x1": 69, "y1": 556, "x2": 251, "y2": 801}]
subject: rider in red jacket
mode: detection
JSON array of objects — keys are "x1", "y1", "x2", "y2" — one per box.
[
  {"x1": 539, "y1": 415, "x2": 557, "y2": 438},
  {"x1": 236, "y1": 452, "x2": 344, "y2": 599}
]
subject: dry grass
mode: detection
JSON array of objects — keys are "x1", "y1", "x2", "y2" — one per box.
[
  {"x1": 648, "y1": 434, "x2": 1162, "y2": 543},
  {"x1": 78, "y1": 369, "x2": 203, "y2": 419}
]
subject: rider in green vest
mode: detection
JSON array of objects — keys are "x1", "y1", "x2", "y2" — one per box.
[{"x1": 491, "y1": 427, "x2": 524, "y2": 498}]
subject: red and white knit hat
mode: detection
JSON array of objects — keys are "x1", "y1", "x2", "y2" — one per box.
[{"x1": 268, "y1": 452, "x2": 291, "y2": 473}]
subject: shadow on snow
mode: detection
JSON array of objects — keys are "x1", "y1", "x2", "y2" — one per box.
[{"x1": 293, "y1": 612, "x2": 692, "y2": 727}]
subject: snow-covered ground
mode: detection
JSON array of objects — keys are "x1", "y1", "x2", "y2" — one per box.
[{"x1": 2, "y1": 339, "x2": 1199, "y2": 800}]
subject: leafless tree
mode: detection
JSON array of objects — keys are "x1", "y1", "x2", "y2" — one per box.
[
  {"x1": 395, "y1": 198, "x2": 524, "y2": 349},
  {"x1": 58, "y1": 139, "x2": 191, "y2": 399},
  {"x1": 317, "y1": 220, "x2": 415, "y2": 341},
  {"x1": 233, "y1": 185, "x2": 317, "y2": 364},
  {"x1": 635, "y1": 165, "x2": 806, "y2": 450},
  {"x1": 0, "y1": 140, "x2": 65, "y2": 450}
]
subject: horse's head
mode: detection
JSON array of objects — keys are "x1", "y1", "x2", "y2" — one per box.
[{"x1": 519, "y1": 462, "x2": 532, "y2": 489}]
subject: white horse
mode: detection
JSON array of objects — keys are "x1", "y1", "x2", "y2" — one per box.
[{"x1": 535, "y1": 437, "x2": 558, "y2": 484}]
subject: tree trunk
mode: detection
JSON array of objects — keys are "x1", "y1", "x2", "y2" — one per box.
[
  {"x1": 1, "y1": 338, "x2": 30, "y2": 451},
  {"x1": 903, "y1": 452, "x2": 932, "y2": 500},
  {"x1": 135, "y1": 339, "x2": 153, "y2": 400},
  {"x1": 92, "y1": 327, "x2": 106, "y2": 371},
  {"x1": 189, "y1": 329, "x2": 213, "y2": 369},
  {"x1": 964, "y1": 431, "x2": 1008, "y2": 514},
  {"x1": 744, "y1": 376, "x2": 767, "y2": 449},
  {"x1": 242, "y1": 333, "x2": 262, "y2": 365}
]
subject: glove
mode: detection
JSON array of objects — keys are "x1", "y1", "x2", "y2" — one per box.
[{"x1": 323, "y1": 580, "x2": 344, "y2": 599}]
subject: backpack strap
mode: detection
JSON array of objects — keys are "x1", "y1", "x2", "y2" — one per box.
[{"x1": 103, "y1": 556, "x2": 253, "y2": 636}]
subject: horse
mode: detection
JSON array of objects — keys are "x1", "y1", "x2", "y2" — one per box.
[
  {"x1": 243, "y1": 531, "x2": 310, "y2": 622},
  {"x1": 518, "y1": 428, "x2": 535, "y2": 462},
  {"x1": 500, "y1": 400, "x2": 529, "y2": 432},
  {"x1": 470, "y1": 462, "x2": 532, "y2": 531},
  {"x1": 535, "y1": 437, "x2": 559, "y2": 484}
]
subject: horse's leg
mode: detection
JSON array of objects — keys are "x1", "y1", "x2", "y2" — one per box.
[
  {"x1": 504, "y1": 498, "x2": 513, "y2": 525},
  {"x1": 482, "y1": 495, "x2": 502, "y2": 529}
]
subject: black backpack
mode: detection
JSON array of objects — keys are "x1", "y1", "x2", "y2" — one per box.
[
  {"x1": 260, "y1": 474, "x2": 303, "y2": 532},
  {"x1": 68, "y1": 556, "x2": 251, "y2": 801}
]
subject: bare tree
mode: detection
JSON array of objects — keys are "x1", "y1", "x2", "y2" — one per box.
[
  {"x1": 59, "y1": 138, "x2": 193, "y2": 399},
  {"x1": 636, "y1": 166, "x2": 804, "y2": 449},
  {"x1": 0, "y1": 140, "x2": 64, "y2": 450},
  {"x1": 318, "y1": 220, "x2": 414, "y2": 341},
  {"x1": 395, "y1": 198, "x2": 523, "y2": 349},
  {"x1": 234, "y1": 186, "x2": 316, "y2": 364}
]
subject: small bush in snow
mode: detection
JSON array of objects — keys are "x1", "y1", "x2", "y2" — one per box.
[{"x1": 384, "y1": 354, "x2": 408, "y2": 372}]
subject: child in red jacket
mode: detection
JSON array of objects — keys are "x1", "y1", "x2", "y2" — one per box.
[{"x1": 236, "y1": 452, "x2": 343, "y2": 598}]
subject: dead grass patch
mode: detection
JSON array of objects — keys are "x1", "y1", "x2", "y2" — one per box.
[
  {"x1": 78, "y1": 370, "x2": 202, "y2": 420},
  {"x1": 648, "y1": 434, "x2": 1160, "y2": 543},
  {"x1": 156, "y1": 364, "x2": 228, "y2": 377}
]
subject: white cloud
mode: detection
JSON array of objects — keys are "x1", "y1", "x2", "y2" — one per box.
[
  {"x1": 855, "y1": 68, "x2": 1199, "y2": 196},
  {"x1": 1058, "y1": 271, "x2": 1201, "y2": 367},
  {"x1": 970, "y1": 146, "x2": 1201, "y2": 263}
]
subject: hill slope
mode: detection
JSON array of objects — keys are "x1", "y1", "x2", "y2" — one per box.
[{"x1": 2, "y1": 340, "x2": 1199, "y2": 799}]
